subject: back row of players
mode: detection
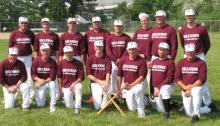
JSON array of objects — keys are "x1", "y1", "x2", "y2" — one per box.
[{"x1": 0, "y1": 8, "x2": 216, "y2": 123}]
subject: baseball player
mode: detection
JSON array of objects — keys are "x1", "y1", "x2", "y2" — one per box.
[
  {"x1": 86, "y1": 41, "x2": 112, "y2": 110},
  {"x1": 175, "y1": 43, "x2": 211, "y2": 123},
  {"x1": 133, "y1": 13, "x2": 152, "y2": 60},
  {"x1": 57, "y1": 46, "x2": 84, "y2": 115},
  {"x1": 117, "y1": 42, "x2": 147, "y2": 118},
  {"x1": 106, "y1": 20, "x2": 131, "y2": 94},
  {"x1": 179, "y1": 8, "x2": 217, "y2": 112},
  {"x1": 0, "y1": 47, "x2": 30, "y2": 111},
  {"x1": 58, "y1": 17, "x2": 85, "y2": 64},
  {"x1": 31, "y1": 44, "x2": 57, "y2": 112},
  {"x1": 151, "y1": 42, "x2": 175, "y2": 120},
  {"x1": 9, "y1": 17, "x2": 35, "y2": 103},
  {"x1": 84, "y1": 16, "x2": 111, "y2": 102},
  {"x1": 34, "y1": 17, "x2": 60, "y2": 100}
]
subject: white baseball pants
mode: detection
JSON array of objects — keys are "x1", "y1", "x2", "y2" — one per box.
[
  {"x1": 17, "y1": 55, "x2": 35, "y2": 100},
  {"x1": 51, "y1": 56, "x2": 60, "y2": 100},
  {"x1": 125, "y1": 83, "x2": 145, "y2": 112},
  {"x1": 184, "y1": 53, "x2": 212, "y2": 106},
  {"x1": 62, "y1": 83, "x2": 82, "y2": 109},
  {"x1": 155, "y1": 84, "x2": 175, "y2": 112},
  {"x1": 3, "y1": 83, "x2": 30, "y2": 109},
  {"x1": 91, "y1": 83, "x2": 108, "y2": 110},
  {"x1": 35, "y1": 81, "x2": 56, "y2": 107},
  {"x1": 109, "y1": 61, "x2": 118, "y2": 94}
]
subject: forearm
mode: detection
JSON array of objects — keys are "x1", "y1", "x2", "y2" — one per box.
[
  {"x1": 45, "y1": 78, "x2": 52, "y2": 83},
  {"x1": 71, "y1": 78, "x2": 82, "y2": 86},
  {"x1": 130, "y1": 76, "x2": 145, "y2": 86},
  {"x1": 191, "y1": 80, "x2": 203, "y2": 88},
  {"x1": 34, "y1": 52, "x2": 38, "y2": 58},
  {"x1": 88, "y1": 75, "x2": 103, "y2": 85},
  {"x1": 176, "y1": 80, "x2": 186, "y2": 90}
]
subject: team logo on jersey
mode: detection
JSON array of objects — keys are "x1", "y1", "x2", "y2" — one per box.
[
  {"x1": 137, "y1": 34, "x2": 149, "y2": 40},
  {"x1": 152, "y1": 65, "x2": 166, "y2": 72},
  {"x1": 122, "y1": 64, "x2": 138, "y2": 72},
  {"x1": 16, "y1": 38, "x2": 31, "y2": 44},
  {"x1": 92, "y1": 64, "x2": 105, "y2": 70},
  {"x1": 62, "y1": 68, "x2": 77, "y2": 75},
  {"x1": 182, "y1": 67, "x2": 198, "y2": 74},
  {"x1": 152, "y1": 33, "x2": 168, "y2": 39},
  {"x1": 5, "y1": 70, "x2": 20, "y2": 76},
  {"x1": 111, "y1": 41, "x2": 126, "y2": 47},
  {"x1": 37, "y1": 67, "x2": 50, "y2": 74},
  {"x1": 39, "y1": 39, "x2": 54, "y2": 46},
  {"x1": 89, "y1": 37, "x2": 104, "y2": 43},
  {"x1": 183, "y1": 34, "x2": 199, "y2": 41}
]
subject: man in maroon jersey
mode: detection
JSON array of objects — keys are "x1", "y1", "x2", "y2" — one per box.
[
  {"x1": 57, "y1": 46, "x2": 85, "y2": 115},
  {"x1": 179, "y1": 8, "x2": 217, "y2": 112},
  {"x1": 0, "y1": 47, "x2": 30, "y2": 111},
  {"x1": 58, "y1": 17, "x2": 85, "y2": 64},
  {"x1": 84, "y1": 16, "x2": 111, "y2": 57},
  {"x1": 9, "y1": 17, "x2": 35, "y2": 103},
  {"x1": 151, "y1": 42, "x2": 175, "y2": 120},
  {"x1": 31, "y1": 44, "x2": 57, "y2": 112},
  {"x1": 175, "y1": 43, "x2": 211, "y2": 123},
  {"x1": 84, "y1": 16, "x2": 111, "y2": 102},
  {"x1": 133, "y1": 13, "x2": 152, "y2": 61},
  {"x1": 34, "y1": 17, "x2": 60, "y2": 100},
  {"x1": 117, "y1": 42, "x2": 147, "y2": 118},
  {"x1": 106, "y1": 19, "x2": 131, "y2": 94},
  {"x1": 86, "y1": 41, "x2": 112, "y2": 110}
]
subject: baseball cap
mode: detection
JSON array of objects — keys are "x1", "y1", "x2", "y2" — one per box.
[
  {"x1": 185, "y1": 43, "x2": 195, "y2": 52},
  {"x1": 63, "y1": 46, "x2": 73, "y2": 53},
  {"x1": 159, "y1": 42, "x2": 169, "y2": 49},
  {"x1": 19, "y1": 17, "x2": 28, "y2": 22},
  {"x1": 114, "y1": 20, "x2": 123, "y2": 26},
  {"x1": 94, "y1": 40, "x2": 104, "y2": 47},
  {"x1": 185, "y1": 8, "x2": 195, "y2": 16},
  {"x1": 92, "y1": 16, "x2": 101, "y2": 22},
  {"x1": 41, "y1": 17, "x2": 50, "y2": 23},
  {"x1": 127, "y1": 42, "x2": 138, "y2": 49},
  {"x1": 155, "y1": 10, "x2": 166, "y2": 17},
  {"x1": 139, "y1": 13, "x2": 149, "y2": 19},
  {"x1": 67, "y1": 17, "x2": 76, "y2": 23},
  {"x1": 40, "y1": 44, "x2": 50, "y2": 50},
  {"x1": 9, "y1": 47, "x2": 18, "y2": 55}
]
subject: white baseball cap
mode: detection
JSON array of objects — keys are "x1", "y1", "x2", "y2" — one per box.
[
  {"x1": 185, "y1": 43, "x2": 195, "y2": 52},
  {"x1": 185, "y1": 8, "x2": 195, "y2": 16},
  {"x1": 63, "y1": 46, "x2": 73, "y2": 53},
  {"x1": 94, "y1": 40, "x2": 104, "y2": 47},
  {"x1": 19, "y1": 17, "x2": 28, "y2": 22},
  {"x1": 159, "y1": 42, "x2": 169, "y2": 49},
  {"x1": 92, "y1": 16, "x2": 101, "y2": 22},
  {"x1": 139, "y1": 13, "x2": 149, "y2": 19},
  {"x1": 40, "y1": 44, "x2": 50, "y2": 50},
  {"x1": 127, "y1": 42, "x2": 138, "y2": 49},
  {"x1": 114, "y1": 20, "x2": 123, "y2": 26},
  {"x1": 41, "y1": 17, "x2": 50, "y2": 23},
  {"x1": 155, "y1": 10, "x2": 166, "y2": 17},
  {"x1": 9, "y1": 47, "x2": 18, "y2": 55},
  {"x1": 67, "y1": 17, "x2": 76, "y2": 23}
]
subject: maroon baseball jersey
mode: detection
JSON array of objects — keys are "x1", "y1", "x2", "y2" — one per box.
[
  {"x1": 179, "y1": 23, "x2": 211, "y2": 55},
  {"x1": 84, "y1": 29, "x2": 110, "y2": 56},
  {"x1": 58, "y1": 32, "x2": 85, "y2": 56},
  {"x1": 86, "y1": 55, "x2": 112, "y2": 82},
  {"x1": 106, "y1": 33, "x2": 131, "y2": 62},
  {"x1": 117, "y1": 55, "x2": 147, "y2": 84},
  {"x1": 151, "y1": 24, "x2": 178, "y2": 60},
  {"x1": 0, "y1": 59, "x2": 27, "y2": 86},
  {"x1": 133, "y1": 27, "x2": 152, "y2": 60},
  {"x1": 31, "y1": 57, "x2": 57, "y2": 81},
  {"x1": 9, "y1": 30, "x2": 35, "y2": 56},
  {"x1": 34, "y1": 31, "x2": 59, "y2": 56},
  {"x1": 57, "y1": 58, "x2": 85, "y2": 88},
  {"x1": 151, "y1": 58, "x2": 175, "y2": 89},
  {"x1": 174, "y1": 57, "x2": 207, "y2": 86}
]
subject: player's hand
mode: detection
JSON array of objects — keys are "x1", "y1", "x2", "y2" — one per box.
[
  {"x1": 185, "y1": 90, "x2": 191, "y2": 97},
  {"x1": 70, "y1": 83, "x2": 75, "y2": 92},
  {"x1": 8, "y1": 85, "x2": 17, "y2": 93},
  {"x1": 60, "y1": 90, "x2": 64, "y2": 98},
  {"x1": 154, "y1": 87, "x2": 160, "y2": 97},
  {"x1": 38, "y1": 79, "x2": 46, "y2": 85},
  {"x1": 125, "y1": 82, "x2": 132, "y2": 90},
  {"x1": 35, "y1": 82, "x2": 41, "y2": 89},
  {"x1": 147, "y1": 61, "x2": 152, "y2": 69},
  {"x1": 116, "y1": 59, "x2": 120, "y2": 65},
  {"x1": 102, "y1": 83, "x2": 108, "y2": 92},
  {"x1": 185, "y1": 85, "x2": 192, "y2": 90}
]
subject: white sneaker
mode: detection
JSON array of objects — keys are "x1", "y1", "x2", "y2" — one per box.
[
  {"x1": 50, "y1": 106, "x2": 56, "y2": 112},
  {"x1": 138, "y1": 110, "x2": 145, "y2": 118},
  {"x1": 22, "y1": 108, "x2": 29, "y2": 112},
  {"x1": 74, "y1": 108, "x2": 80, "y2": 115}
]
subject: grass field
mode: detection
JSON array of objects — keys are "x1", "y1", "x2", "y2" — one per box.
[{"x1": 0, "y1": 33, "x2": 220, "y2": 126}]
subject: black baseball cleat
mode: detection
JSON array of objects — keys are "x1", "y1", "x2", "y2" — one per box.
[
  {"x1": 209, "y1": 103, "x2": 219, "y2": 112},
  {"x1": 163, "y1": 112, "x2": 170, "y2": 120},
  {"x1": 191, "y1": 115, "x2": 199, "y2": 123}
]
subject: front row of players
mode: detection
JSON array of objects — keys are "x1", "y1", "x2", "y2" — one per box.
[{"x1": 0, "y1": 41, "x2": 211, "y2": 122}]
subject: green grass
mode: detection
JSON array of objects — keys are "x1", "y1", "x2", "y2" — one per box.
[{"x1": 0, "y1": 33, "x2": 220, "y2": 126}]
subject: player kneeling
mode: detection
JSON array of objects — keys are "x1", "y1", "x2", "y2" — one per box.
[
  {"x1": 117, "y1": 42, "x2": 147, "y2": 118},
  {"x1": 31, "y1": 44, "x2": 57, "y2": 112},
  {"x1": 0, "y1": 47, "x2": 30, "y2": 111},
  {"x1": 151, "y1": 42, "x2": 175, "y2": 120},
  {"x1": 57, "y1": 46, "x2": 84, "y2": 115},
  {"x1": 175, "y1": 43, "x2": 211, "y2": 123}
]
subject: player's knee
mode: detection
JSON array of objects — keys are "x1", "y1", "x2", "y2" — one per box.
[{"x1": 75, "y1": 83, "x2": 82, "y2": 91}]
